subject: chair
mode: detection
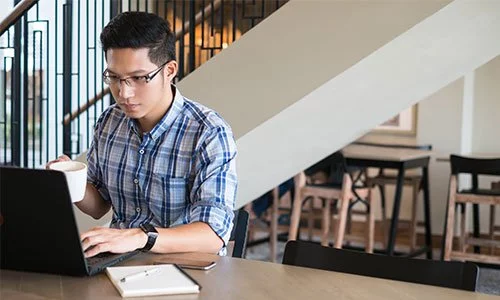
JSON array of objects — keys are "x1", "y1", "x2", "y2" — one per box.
[
  {"x1": 364, "y1": 143, "x2": 432, "y2": 251},
  {"x1": 245, "y1": 179, "x2": 294, "y2": 262},
  {"x1": 443, "y1": 155, "x2": 500, "y2": 264},
  {"x1": 229, "y1": 209, "x2": 249, "y2": 258},
  {"x1": 283, "y1": 240, "x2": 478, "y2": 291},
  {"x1": 288, "y1": 151, "x2": 376, "y2": 253}
]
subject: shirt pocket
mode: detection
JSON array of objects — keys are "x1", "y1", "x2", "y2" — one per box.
[{"x1": 148, "y1": 176, "x2": 189, "y2": 227}]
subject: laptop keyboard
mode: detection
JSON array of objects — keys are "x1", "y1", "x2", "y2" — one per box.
[
  {"x1": 86, "y1": 251, "x2": 117, "y2": 266},
  {"x1": 85, "y1": 250, "x2": 139, "y2": 275}
]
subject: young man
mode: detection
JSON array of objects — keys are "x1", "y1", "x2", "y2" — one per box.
[{"x1": 47, "y1": 11, "x2": 237, "y2": 257}]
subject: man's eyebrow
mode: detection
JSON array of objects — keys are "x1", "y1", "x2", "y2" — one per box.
[{"x1": 105, "y1": 68, "x2": 149, "y2": 75}]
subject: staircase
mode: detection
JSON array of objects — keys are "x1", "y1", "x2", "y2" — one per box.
[{"x1": 179, "y1": 0, "x2": 500, "y2": 208}]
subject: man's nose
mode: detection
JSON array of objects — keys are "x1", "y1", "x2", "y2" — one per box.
[{"x1": 118, "y1": 81, "x2": 135, "y2": 98}]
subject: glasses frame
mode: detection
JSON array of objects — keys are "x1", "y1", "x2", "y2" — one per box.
[{"x1": 102, "y1": 61, "x2": 170, "y2": 87}]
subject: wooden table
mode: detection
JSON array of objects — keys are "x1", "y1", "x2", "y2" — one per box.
[
  {"x1": 342, "y1": 144, "x2": 434, "y2": 258},
  {"x1": 1, "y1": 252, "x2": 496, "y2": 300}
]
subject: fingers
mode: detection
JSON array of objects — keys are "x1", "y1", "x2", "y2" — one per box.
[
  {"x1": 45, "y1": 154, "x2": 72, "y2": 169},
  {"x1": 80, "y1": 227, "x2": 142, "y2": 258},
  {"x1": 80, "y1": 227, "x2": 107, "y2": 256},
  {"x1": 80, "y1": 226, "x2": 105, "y2": 240},
  {"x1": 80, "y1": 227, "x2": 124, "y2": 257},
  {"x1": 84, "y1": 243, "x2": 111, "y2": 258},
  {"x1": 80, "y1": 227, "x2": 107, "y2": 247},
  {"x1": 81, "y1": 233, "x2": 105, "y2": 251}
]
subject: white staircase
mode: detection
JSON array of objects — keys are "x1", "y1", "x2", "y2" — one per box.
[{"x1": 177, "y1": 0, "x2": 500, "y2": 208}]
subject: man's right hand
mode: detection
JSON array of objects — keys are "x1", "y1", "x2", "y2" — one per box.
[{"x1": 45, "y1": 154, "x2": 71, "y2": 169}]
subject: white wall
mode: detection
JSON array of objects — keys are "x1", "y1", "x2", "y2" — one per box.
[{"x1": 417, "y1": 78, "x2": 465, "y2": 234}]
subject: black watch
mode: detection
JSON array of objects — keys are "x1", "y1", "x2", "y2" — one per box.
[{"x1": 139, "y1": 223, "x2": 158, "y2": 252}]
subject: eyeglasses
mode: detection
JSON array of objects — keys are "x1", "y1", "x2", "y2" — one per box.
[{"x1": 102, "y1": 61, "x2": 169, "y2": 88}]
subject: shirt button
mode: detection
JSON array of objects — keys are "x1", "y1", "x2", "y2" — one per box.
[
  {"x1": 133, "y1": 178, "x2": 139, "y2": 184},
  {"x1": 139, "y1": 149, "x2": 144, "y2": 154},
  {"x1": 136, "y1": 208, "x2": 141, "y2": 213}
]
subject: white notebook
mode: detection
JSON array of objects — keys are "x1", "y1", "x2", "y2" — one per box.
[{"x1": 106, "y1": 264, "x2": 201, "y2": 297}]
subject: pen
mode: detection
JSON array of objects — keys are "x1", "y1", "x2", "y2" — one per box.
[{"x1": 120, "y1": 267, "x2": 161, "y2": 283}]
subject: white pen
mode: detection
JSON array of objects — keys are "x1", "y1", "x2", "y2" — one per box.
[{"x1": 120, "y1": 267, "x2": 161, "y2": 283}]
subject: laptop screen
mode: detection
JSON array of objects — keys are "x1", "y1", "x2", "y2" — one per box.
[{"x1": 0, "y1": 166, "x2": 137, "y2": 276}]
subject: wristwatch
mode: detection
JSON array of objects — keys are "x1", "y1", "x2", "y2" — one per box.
[{"x1": 139, "y1": 223, "x2": 158, "y2": 251}]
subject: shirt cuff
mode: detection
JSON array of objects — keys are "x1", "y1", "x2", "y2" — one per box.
[{"x1": 188, "y1": 200, "x2": 235, "y2": 247}]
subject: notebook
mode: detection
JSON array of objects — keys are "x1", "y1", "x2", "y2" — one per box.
[
  {"x1": 106, "y1": 264, "x2": 201, "y2": 297},
  {"x1": 0, "y1": 166, "x2": 139, "y2": 276}
]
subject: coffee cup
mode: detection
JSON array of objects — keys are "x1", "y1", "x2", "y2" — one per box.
[{"x1": 49, "y1": 161, "x2": 87, "y2": 203}]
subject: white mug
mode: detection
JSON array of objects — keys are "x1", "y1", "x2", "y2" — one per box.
[{"x1": 49, "y1": 161, "x2": 87, "y2": 203}]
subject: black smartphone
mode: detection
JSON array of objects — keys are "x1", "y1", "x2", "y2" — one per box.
[{"x1": 155, "y1": 258, "x2": 217, "y2": 270}]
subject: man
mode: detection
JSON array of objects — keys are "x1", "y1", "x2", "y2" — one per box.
[{"x1": 47, "y1": 11, "x2": 237, "y2": 257}]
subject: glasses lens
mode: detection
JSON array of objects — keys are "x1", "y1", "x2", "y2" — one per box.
[{"x1": 128, "y1": 77, "x2": 148, "y2": 87}]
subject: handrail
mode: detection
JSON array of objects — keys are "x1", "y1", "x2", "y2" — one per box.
[
  {"x1": 0, "y1": 0, "x2": 39, "y2": 36},
  {"x1": 62, "y1": 87, "x2": 110, "y2": 126},
  {"x1": 63, "y1": 0, "x2": 222, "y2": 126}
]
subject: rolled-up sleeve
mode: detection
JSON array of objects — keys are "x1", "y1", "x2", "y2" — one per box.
[{"x1": 188, "y1": 125, "x2": 237, "y2": 249}]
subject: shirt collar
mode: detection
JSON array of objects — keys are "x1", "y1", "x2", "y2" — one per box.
[{"x1": 127, "y1": 85, "x2": 185, "y2": 141}]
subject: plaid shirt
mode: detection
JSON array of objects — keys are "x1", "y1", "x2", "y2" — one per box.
[{"x1": 86, "y1": 86, "x2": 237, "y2": 254}]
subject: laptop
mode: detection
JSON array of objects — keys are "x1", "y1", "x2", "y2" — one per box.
[{"x1": 0, "y1": 166, "x2": 139, "y2": 276}]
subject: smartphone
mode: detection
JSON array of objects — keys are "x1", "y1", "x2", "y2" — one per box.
[{"x1": 155, "y1": 258, "x2": 217, "y2": 270}]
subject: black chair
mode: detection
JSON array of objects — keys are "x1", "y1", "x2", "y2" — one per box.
[
  {"x1": 283, "y1": 240, "x2": 478, "y2": 291},
  {"x1": 229, "y1": 209, "x2": 249, "y2": 258},
  {"x1": 443, "y1": 154, "x2": 500, "y2": 264}
]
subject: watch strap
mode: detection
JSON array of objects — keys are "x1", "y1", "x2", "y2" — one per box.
[{"x1": 139, "y1": 223, "x2": 158, "y2": 252}]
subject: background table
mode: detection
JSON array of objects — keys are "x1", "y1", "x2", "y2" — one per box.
[{"x1": 342, "y1": 144, "x2": 434, "y2": 258}]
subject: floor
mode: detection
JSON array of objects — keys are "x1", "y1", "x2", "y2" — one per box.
[{"x1": 244, "y1": 234, "x2": 500, "y2": 296}]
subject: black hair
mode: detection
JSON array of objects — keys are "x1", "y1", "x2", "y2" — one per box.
[{"x1": 100, "y1": 11, "x2": 176, "y2": 66}]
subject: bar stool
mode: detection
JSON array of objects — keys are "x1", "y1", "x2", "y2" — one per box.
[
  {"x1": 443, "y1": 155, "x2": 500, "y2": 264},
  {"x1": 288, "y1": 151, "x2": 376, "y2": 253}
]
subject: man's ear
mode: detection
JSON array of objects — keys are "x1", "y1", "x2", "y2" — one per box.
[{"x1": 164, "y1": 60, "x2": 178, "y2": 83}]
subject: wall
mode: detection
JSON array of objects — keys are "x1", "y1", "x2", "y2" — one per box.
[{"x1": 416, "y1": 78, "x2": 465, "y2": 235}]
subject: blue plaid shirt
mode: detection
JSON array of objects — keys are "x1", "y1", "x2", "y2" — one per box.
[{"x1": 86, "y1": 86, "x2": 237, "y2": 255}]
